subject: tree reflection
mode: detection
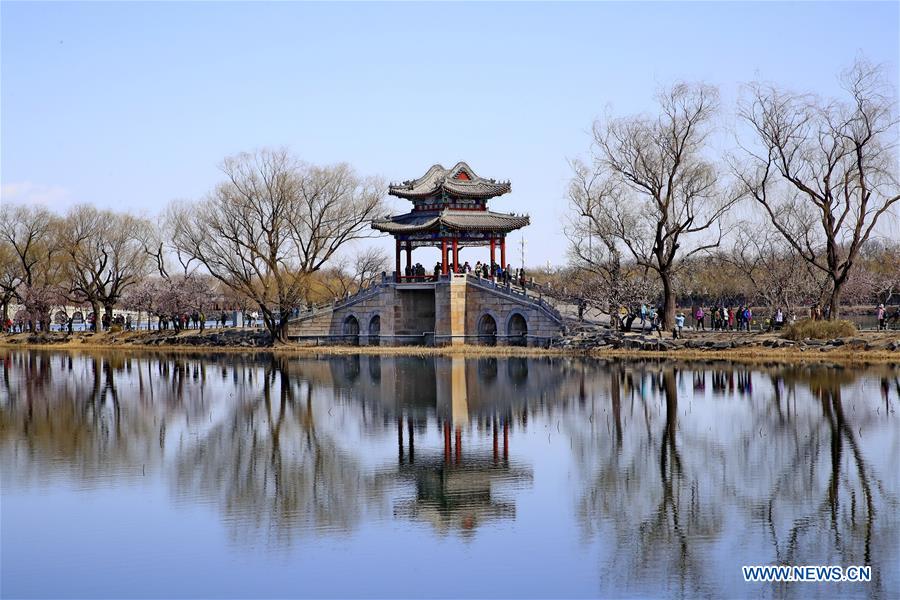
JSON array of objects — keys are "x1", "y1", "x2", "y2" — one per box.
[
  {"x1": 576, "y1": 365, "x2": 722, "y2": 596},
  {"x1": 0, "y1": 351, "x2": 169, "y2": 484},
  {"x1": 574, "y1": 361, "x2": 900, "y2": 597},
  {"x1": 757, "y1": 366, "x2": 899, "y2": 594},
  {"x1": 171, "y1": 356, "x2": 391, "y2": 547}
]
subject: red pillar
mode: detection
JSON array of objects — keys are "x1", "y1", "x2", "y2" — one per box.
[
  {"x1": 455, "y1": 427, "x2": 462, "y2": 464},
  {"x1": 490, "y1": 238, "x2": 496, "y2": 267},
  {"x1": 452, "y1": 238, "x2": 459, "y2": 273},
  {"x1": 405, "y1": 242, "x2": 412, "y2": 273},
  {"x1": 503, "y1": 420, "x2": 509, "y2": 461},
  {"x1": 395, "y1": 238, "x2": 401, "y2": 282},
  {"x1": 407, "y1": 417, "x2": 415, "y2": 463},
  {"x1": 398, "y1": 416, "x2": 404, "y2": 463},
  {"x1": 444, "y1": 422, "x2": 451, "y2": 463},
  {"x1": 492, "y1": 418, "x2": 499, "y2": 464},
  {"x1": 500, "y1": 237, "x2": 506, "y2": 269},
  {"x1": 441, "y1": 239, "x2": 448, "y2": 275}
]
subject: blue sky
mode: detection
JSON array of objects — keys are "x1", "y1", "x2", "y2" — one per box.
[{"x1": 2, "y1": 1, "x2": 898, "y2": 266}]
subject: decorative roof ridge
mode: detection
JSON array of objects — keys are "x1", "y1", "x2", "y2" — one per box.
[
  {"x1": 391, "y1": 163, "x2": 446, "y2": 189},
  {"x1": 387, "y1": 162, "x2": 511, "y2": 199},
  {"x1": 447, "y1": 161, "x2": 476, "y2": 180}
]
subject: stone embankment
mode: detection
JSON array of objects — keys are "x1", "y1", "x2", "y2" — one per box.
[
  {"x1": 4, "y1": 327, "x2": 899, "y2": 360},
  {"x1": 4, "y1": 329, "x2": 274, "y2": 348},
  {"x1": 552, "y1": 327, "x2": 900, "y2": 353}
]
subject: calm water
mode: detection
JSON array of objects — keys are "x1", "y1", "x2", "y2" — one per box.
[{"x1": 1, "y1": 351, "x2": 898, "y2": 599}]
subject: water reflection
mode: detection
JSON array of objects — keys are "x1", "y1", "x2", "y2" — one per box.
[
  {"x1": 1, "y1": 351, "x2": 898, "y2": 598},
  {"x1": 573, "y1": 362, "x2": 899, "y2": 598}
]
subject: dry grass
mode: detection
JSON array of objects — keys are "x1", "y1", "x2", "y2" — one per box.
[{"x1": 783, "y1": 319, "x2": 857, "y2": 340}]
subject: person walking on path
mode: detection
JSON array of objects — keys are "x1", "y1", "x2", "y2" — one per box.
[
  {"x1": 877, "y1": 304, "x2": 886, "y2": 330},
  {"x1": 694, "y1": 306, "x2": 705, "y2": 330},
  {"x1": 674, "y1": 312, "x2": 685, "y2": 338}
]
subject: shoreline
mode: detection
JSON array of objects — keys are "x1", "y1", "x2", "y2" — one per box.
[{"x1": 3, "y1": 331, "x2": 899, "y2": 365}]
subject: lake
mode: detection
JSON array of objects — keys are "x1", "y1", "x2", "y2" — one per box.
[{"x1": 1, "y1": 350, "x2": 898, "y2": 599}]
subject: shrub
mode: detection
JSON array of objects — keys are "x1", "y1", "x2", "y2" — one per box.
[
  {"x1": 783, "y1": 319, "x2": 857, "y2": 340},
  {"x1": 109, "y1": 324, "x2": 123, "y2": 333}
]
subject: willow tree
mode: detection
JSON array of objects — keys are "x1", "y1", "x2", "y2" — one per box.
[
  {"x1": 60, "y1": 205, "x2": 152, "y2": 326},
  {"x1": 736, "y1": 58, "x2": 899, "y2": 318},
  {"x1": 170, "y1": 149, "x2": 383, "y2": 343},
  {"x1": 0, "y1": 203, "x2": 64, "y2": 330},
  {"x1": 573, "y1": 83, "x2": 737, "y2": 328}
]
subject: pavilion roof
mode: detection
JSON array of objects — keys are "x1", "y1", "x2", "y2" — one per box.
[
  {"x1": 372, "y1": 209, "x2": 530, "y2": 234},
  {"x1": 388, "y1": 162, "x2": 511, "y2": 200}
]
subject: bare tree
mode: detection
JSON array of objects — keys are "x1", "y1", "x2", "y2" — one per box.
[
  {"x1": 736, "y1": 57, "x2": 900, "y2": 318},
  {"x1": 317, "y1": 247, "x2": 390, "y2": 299},
  {"x1": 724, "y1": 225, "x2": 828, "y2": 312},
  {"x1": 578, "y1": 83, "x2": 738, "y2": 328},
  {"x1": 0, "y1": 203, "x2": 64, "y2": 330},
  {"x1": 350, "y1": 246, "x2": 389, "y2": 290},
  {"x1": 170, "y1": 149, "x2": 384, "y2": 343},
  {"x1": 566, "y1": 160, "x2": 662, "y2": 318},
  {"x1": 0, "y1": 244, "x2": 18, "y2": 327},
  {"x1": 566, "y1": 161, "x2": 626, "y2": 311},
  {"x1": 60, "y1": 205, "x2": 152, "y2": 327}
]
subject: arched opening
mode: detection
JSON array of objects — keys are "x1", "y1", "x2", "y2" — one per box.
[
  {"x1": 342, "y1": 315, "x2": 360, "y2": 346},
  {"x1": 72, "y1": 311, "x2": 84, "y2": 323},
  {"x1": 507, "y1": 357, "x2": 529, "y2": 384},
  {"x1": 477, "y1": 314, "x2": 497, "y2": 346},
  {"x1": 368, "y1": 315, "x2": 381, "y2": 346},
  {"x1": 507, "y1": 313, "x2": 528, "y2": 346},
  {"x1": 368, "y1": 356, "x2": 382, "y2": 381},
  {"x1": 334, "y1": 355, "x2": 360, "y2": 382},
  {"x1": 54, "y1": 310, "x2": 69, "y2": 325},
  {"x1": 477, "y1": 357, "x2": 497, "y2": 381}
]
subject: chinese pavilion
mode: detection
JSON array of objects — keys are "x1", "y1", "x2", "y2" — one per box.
[{"x1": 372, "y1": 162, "x2": 530, "y2": 281}]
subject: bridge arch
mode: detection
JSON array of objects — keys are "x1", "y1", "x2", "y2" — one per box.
[
  {"x1": 368, "y1": 314, "x2": 381, "y2": 346},
  {"x1": 342, "y1": 314, "x2": 360, "y2": 345},
  {"x1": 477, "y1": 313, "x2": 498, "y2": 346},
  {"x1": 506, "y1": 311, "x2": 528, "y2": 346}
]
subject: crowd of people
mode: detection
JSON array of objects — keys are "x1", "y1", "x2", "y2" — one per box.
[
  {"x1": 403, "y1": 260, "x2": 528, "y2": 287},
  {"x1": 615, "y1": 303, "x2": 789, "y2": 337},
  {"x1": 0, "y1": 309, "x2": 273, "y2": 334},
  {"x1": 689, "y1": 305, "x2": 764, "y2": 332},
  {"x1": 608, "y1": 301, "x2": 900, "y2": 337}
]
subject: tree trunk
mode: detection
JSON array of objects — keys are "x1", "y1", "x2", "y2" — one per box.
[
  {"x1": 259, "y1": 306, "x2": 281, "y2": 345},
  {"x1": 276, "y1": 314, "x2": 290, "y2": 345},
  {"x1": 91, "y1": 300, "x2": 101, "y2": 331},
  {"x1": 828, "y1": 278, "x2": 844, "y2": 320},
  {"x1": 660, "y1": 269, "x2": 676, "y2": 330},
  {"x1": 104, "y1": 304, "x2": 114, "y2": 326}
]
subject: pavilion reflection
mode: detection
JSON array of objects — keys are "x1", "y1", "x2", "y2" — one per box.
[{"x1": 391, "y1": 357, "x2": 532, "y2": 536}]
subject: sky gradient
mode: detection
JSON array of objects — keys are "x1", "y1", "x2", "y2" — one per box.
[{"x1": 2, "y1": 1, "x2": 898, "y2": 266}]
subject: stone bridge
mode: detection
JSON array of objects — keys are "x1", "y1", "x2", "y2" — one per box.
[{"x1": 287, "y1": 273, "x2": 565, "y2": 347}]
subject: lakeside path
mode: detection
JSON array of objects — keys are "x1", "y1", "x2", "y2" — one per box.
[{"x1": 3, "y1": 329, "x2": 899, "y2": 365}]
